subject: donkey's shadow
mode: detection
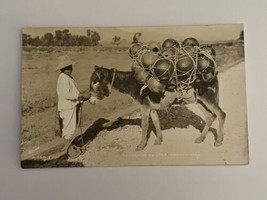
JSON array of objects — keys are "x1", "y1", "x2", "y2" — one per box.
[
  {"x1": 21, "y1": 106, "x2": 217, "y2": 168},
  {"x1": 106, "y1": 106, "x2": 217, "y2": 140},
  {"x1": 68, "y1": 105, "x2": 217, "y2": 148}
]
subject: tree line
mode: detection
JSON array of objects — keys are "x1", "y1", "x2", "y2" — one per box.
[{"x1": 22, "y1": 29, "x2": 101, "y2": 46}]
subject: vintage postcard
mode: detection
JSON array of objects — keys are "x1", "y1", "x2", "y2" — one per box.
[{"x1": 21, "y1": 24, "x2": 248, "y2": 168}]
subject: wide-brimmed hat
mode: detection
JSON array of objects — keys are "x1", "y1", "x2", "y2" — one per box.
[{"x1": 56, "y1": 55, "x2": 76, "y2": 71}]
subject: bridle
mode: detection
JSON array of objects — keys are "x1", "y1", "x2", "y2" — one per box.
[{"x1": 92, "y1": 68, "x2": 117, "y2": 98}]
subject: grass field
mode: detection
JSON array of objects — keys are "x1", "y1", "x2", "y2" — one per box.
[{"x1": 21, "y1": 44, "x2": 244, "y2": 155}]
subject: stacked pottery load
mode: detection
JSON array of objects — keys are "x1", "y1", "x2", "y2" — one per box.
[
  {"x1": 196, "y1": 45, "x2": 217, "y2": 82},
  {"x1": 129, "y1": 41, "x2": 167, "y2": 93},
  {"x1": 130, "y1": 39, "x2": 179, "y2": 93},
  {"x1": 175, "y1": 38, "x2": 200, "y2": 88},
  {"x1": 175, "y1": 37, "x2": 217, "y2": 89},
  {"x1": 128, "y1": 37, "x2": 217, "y2": 94},
  {"x1": 154, "y1": 38, "x2": 179, "y2": 91}
]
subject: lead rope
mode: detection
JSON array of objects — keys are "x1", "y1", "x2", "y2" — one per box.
[
  {"x1": 177, "y1": 46, "x2": 198, "y2": 91},
  {"x1": 174, "y1": 48, "x2": 183, "y2": 101},
  {"x1": 77, "y1": 102, "x2": 84, "y2": 147}
]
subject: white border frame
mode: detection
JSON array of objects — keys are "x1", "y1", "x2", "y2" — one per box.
[{"x1": 1, "y1": 0, "x2": 266, "y2": 199}]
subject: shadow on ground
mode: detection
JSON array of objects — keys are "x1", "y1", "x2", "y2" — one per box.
[
  {"x1": 21, "y1": 106, "x2": 217, "y2": 168},
  {"x1": 21, "y1": 154, "x2": 84, "y2": 168},
  {"x1": 106, "y1": 106, "x2": 217, "y2": 139}
]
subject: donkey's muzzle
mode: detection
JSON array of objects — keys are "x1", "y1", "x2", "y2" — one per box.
[{"x1": 89, "y1": 95, "x2": 99, "y2": 104}]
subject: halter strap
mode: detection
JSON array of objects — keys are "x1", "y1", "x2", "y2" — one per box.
[{"x1": 110, "y1": 68, "x2": 116, "y2": 90}]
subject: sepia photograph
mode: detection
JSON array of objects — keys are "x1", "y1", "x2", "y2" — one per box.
[{"x1": 20, "y1": 24, "x2": 248, "y2": 168}]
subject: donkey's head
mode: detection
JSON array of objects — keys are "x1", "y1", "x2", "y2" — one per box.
[{"x1": 89, "y1": 66, "x2": 112, "y2": 104}]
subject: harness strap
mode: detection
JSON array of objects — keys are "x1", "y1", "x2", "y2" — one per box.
[
  {"x1": 110, "y1": 68, "x2": 116, "y2": 90},
  {"x1": 77, "y1": 102, "x2": 84, "y2": 146}
]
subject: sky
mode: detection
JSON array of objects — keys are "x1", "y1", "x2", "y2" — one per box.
[
  {"x1": 23, "y1": 24, "x2": 243, "y2": 43},
  {"x1": 118, "y1": 24, "x2": 243, "y2": 41}
]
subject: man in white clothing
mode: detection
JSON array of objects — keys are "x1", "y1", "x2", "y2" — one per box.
[{"x1": 56, "y1": 55, "x2": 85, "y2": 140}]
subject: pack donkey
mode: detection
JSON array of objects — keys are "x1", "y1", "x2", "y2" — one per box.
[{"x1": 89, "y1": 66, "x2": 226, "y2": 151}]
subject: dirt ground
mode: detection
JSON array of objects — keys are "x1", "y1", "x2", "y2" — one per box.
[
  {"x1": 21, "y1": 44, "x2": 248, "y2": 166},
  {"x1": 68, "y1": 62, "x2": 248, "y2": 166}
]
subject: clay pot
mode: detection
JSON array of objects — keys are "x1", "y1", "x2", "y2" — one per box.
[
  {"x1": 166, "y1": 78, "x2": 177, "y2": 91},
  {"x1": 182, "y1": 46, "x2": 197, "y2": 55},
  {"x1": 131, "y1": 61, "x2": 141, "y2": 72},
  {"x1": 147, "y1": 77, "x2": 165, "y2": 93},
  {"x1": 182, "y1": 37, "x2": 199, "y2": 47},
  {"x1": 202, "y1": 70, "x2": 216, "y2": 82},
  {"x1": 200, "y1": 45, "x2": 216, "y2": 59},
  {"x1": 176, "y1": 55, "x2": 194, "y2": 73},
  {"x1": 129, "y1": 43, "x2": 143, "y2": 59},
  {"x1": 140, "y1": 51, "x2": 159, "y2": 69},
  {"x1": 134, "y1": 67, "x2": 150, "y2": 84},
  {"x1": 148, "y1": 42, "x2": 161, "y2": 52},
  {"x1": 153, "y1": 58, "x2": 175, "y2": 81},
  {"x1": 162, "y1": 38, "x2": 180, "y2": 48},
  {"x1": 197, "y1": 55, "x2": 215, "y2": 72},
  {"x1": 161, "y1": 47, "x2": 176, "y2": 59}
]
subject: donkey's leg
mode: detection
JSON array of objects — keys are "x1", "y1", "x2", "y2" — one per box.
[
  {"x1": 198, "y1": 96, "x2": 226, "y2": 147},
  {"x1": 150, "y1": 110, "x2": 163, "y2": 145},
  {"x1": 136, "y1": 104, "x2": 151, "y2": 151},
  {"x1": 214, "y1": 106, "x2": 226, "y2": 147},
  {"x1": 195, "y1": 100, "x2": 216, "y2": 143}
]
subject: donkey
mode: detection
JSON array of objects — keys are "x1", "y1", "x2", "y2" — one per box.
[{"x1": 89, "y1": 66, "x2": 226, "y2": 151}]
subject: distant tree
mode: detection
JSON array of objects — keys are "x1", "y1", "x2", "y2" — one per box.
[
  {"x1": 112, "y1": 35, "x2": 121, "y2": 46},
  {"x1": 86, "y1": 29, "x2": 101, "y2": 46},
  {"x1": 44, "y1": 33, "x2": 53, "y2": 46},
  {"x1": 22, "y1": 34, "x2": 28, "y2": 46},
  {"x1": 90, "y1": 31, "x2": 101, "y2": 46},
  {"x1": 22, "y1": 34, "x2": 32, "y2": 46},
  {"x1": 62, "y1": 29, "x2": 71, "y2": 45},
  {"x1": 69, "y1": 35, "x2": 79, "y2": 46},
  {"x1": 62, "y1": 29, "x2": 70, "y2": 37},
  {"x1": 23, "y1": 29, "x2": 102, "y2": 47},
  {"x1": 55, "y1": 30, "x2": 64, "y2": 46},
  {"x1": 77, "y1": 35, "x2": 90, "y2": 46},
  {"x1": 55, "y1": 30, "x2": 62, "y2": 40},
  {"x1": 31, "y1": 36, "x2": 40, "y2": 46},
  {"x1": 86, "y1": 29, "x2": 92, "y2": 37}
]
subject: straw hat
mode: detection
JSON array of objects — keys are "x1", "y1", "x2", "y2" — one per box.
[{"x1": 56, "y1": 55, "x2": 76, "y2": 71}]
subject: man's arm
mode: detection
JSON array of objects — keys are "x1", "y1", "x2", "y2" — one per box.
[{"x1": 57, "y1": 80, "x2": 79, "y2": 101}]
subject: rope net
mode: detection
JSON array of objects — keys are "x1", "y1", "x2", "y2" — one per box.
[{"x1": 128, "y1": 39, "x2": 217, "y2": 99}]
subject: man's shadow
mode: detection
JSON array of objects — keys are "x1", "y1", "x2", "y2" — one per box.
[{"x1": 21, "y1": 154, "x2": 84, "y2": 168}]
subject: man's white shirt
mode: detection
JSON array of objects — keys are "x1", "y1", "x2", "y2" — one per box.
[{"x1": 57, "y1": 73, "x2": 79, "y2": 111}]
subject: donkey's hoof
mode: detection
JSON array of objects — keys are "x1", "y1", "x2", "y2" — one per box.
[
  {"x1": 214, "y1": 141, "x2": 223, "y2": 147},
  {"x1": 136, "y1": 144, "x2": 146, "y2": 151},
  {"x1": 195, "y1": 136, "x2": 205, "y2": 143},
  {"x1": 154, "y1": 138, "x2": 162, "y2": 145}
]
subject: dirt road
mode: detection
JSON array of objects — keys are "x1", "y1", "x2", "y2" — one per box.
[{"x1": 70, "y1": 62, "x2": 249, "y2": 166}]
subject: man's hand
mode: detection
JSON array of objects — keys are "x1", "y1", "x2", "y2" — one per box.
[
  {"x1": 78, "y1": 93, "x2": 91, "y2": 102},
  {"x1": 77, "y1": 96, "x2": 85, "y2": 102}
]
